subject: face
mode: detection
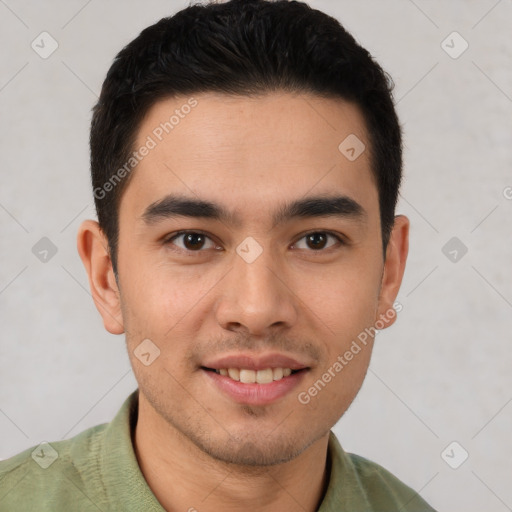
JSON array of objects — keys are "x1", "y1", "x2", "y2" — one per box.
[{"x1": 88, "y1": 92, "x2": 407, "y2": 466}]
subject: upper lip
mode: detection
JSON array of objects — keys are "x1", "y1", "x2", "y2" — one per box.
[{"x1": 201, "y1": 352, "x2": 310, "y2": 371}]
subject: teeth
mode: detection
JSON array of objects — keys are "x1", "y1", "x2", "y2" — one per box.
[
  {"x1": 215, "y1": 367, "x2": 296, "y2": 384},
  {"x1": 256, "y1": 368, "x2": 273, "y2": 384},
  {"x1": 227, "y1": 368, "x2": 240, "y2": 381},
  {"x1": 273, "y1": 367, "x2": 283, "y2": 380},
  {"x1": 240, "y1": 369, "x2": 256, "y2": 383}
]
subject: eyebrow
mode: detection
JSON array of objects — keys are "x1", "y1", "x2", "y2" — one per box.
[{"x1": 141, "y1": 193, "x2": 366, "y2": 229}]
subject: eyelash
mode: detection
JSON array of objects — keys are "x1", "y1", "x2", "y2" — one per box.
[{"x1": 163, "y1": 230, "x2": 346, "y2": 255}]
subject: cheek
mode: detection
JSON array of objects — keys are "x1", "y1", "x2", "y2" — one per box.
[
  {"x1": 292, "y1": 256, "x2": 382, "y2": 340},
  {"x1": 118, "y1": 252, "x2": 221, "y2": 340}
]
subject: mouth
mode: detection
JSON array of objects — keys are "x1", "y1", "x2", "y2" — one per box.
[
  {"x1": 202, "y1": 366, "x2": 304, "y2": 384},
  {"x1": 200, "y1": 353, "x2": 311, "y2": 405}
]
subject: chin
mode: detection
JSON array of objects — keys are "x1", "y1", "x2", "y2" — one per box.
[{"x1": 184, "y1": 422, "x2": 328, "y2": 468}]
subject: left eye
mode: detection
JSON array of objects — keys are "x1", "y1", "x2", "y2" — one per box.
[
  {"x1": 292, "y1": 232, "x2": 342, "y2": 251},
  {"x1": 164, "y1": 231, "x2": 343, "y2": 253}
]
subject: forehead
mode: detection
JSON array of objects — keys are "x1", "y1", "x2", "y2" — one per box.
[{"x1": 122, "y1": 92, "x2": 378, "y2": 227}]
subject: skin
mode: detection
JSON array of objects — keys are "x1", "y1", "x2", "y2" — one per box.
[{"x1": 77, "y1": 91, "x2": 409, "y2": 512}]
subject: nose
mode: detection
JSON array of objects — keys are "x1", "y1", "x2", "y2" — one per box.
[{"x1": 214, "y1": 242, "x2": 298, "y2": 336}]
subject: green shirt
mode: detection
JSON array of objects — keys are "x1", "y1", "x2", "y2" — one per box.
[{"x1": 0, "y1": 390, "x2": 436, "y2": 511}]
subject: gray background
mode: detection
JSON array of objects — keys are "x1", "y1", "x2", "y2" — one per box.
[{"x1": 1, "y1": 1, "x2": 511, "y2": 511}]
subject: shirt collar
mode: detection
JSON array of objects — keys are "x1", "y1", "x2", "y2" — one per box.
[
  {"x1": 100, "y1": 390, "x2": 164, "y2": 511},
  {"x1": 100, "y1": 390, "x2": 362, "y2": 511}
]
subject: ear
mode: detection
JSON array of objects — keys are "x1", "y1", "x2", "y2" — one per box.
[
  {"x1": 375, "y1": 215, "x2": 409, "y2": 329},
  {"x1": 77, "y1": 220, "x2": 124, "y2": 334}
]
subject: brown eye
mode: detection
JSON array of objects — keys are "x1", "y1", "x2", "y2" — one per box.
[
  {"x1": 166, "y1": 231, "x2": 217, "y2": 252},
  {"x1": 306, "y1": 233, "x2": 327, "y2": 250},
  {"x1": 182, "y1": 233, "x2": 206, "y2": 250},
  {"x1": 293, "y1": 231, "x2": 343, "y2": 251}
]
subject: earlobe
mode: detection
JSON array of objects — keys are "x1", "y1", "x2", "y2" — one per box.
[
  {"x1": 376, "y1": 215, "x2": 409, "y2": 329},
  {"x1": 76, "y1": 220, "x2": 125, "y2": 335}
]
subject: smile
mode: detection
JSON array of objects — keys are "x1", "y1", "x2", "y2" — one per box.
[
  {"x1": 202, "y1": 366, "x2": 308, "y2": 405},
  {"x1": 207, "y1": 367, "x2": 300, "y2": 384}
]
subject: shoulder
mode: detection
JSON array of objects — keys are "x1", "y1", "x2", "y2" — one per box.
[
  {"x1": 0, "y1": 422, "x2": 108, "y2": 511},
  {"x1": 325, "y1": 431, "x2": 437, "y2": 511},
  {"x1": 346, "y1": 451, "x2": 437, "y2": 512}
]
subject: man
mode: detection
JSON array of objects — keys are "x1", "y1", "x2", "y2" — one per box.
[{"x1": 0, "y1": 0, "x2": 437, "y2": 510}]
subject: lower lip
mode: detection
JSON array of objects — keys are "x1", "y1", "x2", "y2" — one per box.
[{"x1": 202, "y1": 369, "x2": 307, "y2": 406}]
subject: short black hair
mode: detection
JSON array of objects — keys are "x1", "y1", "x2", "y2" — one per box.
[{"x1": 90, "y1": 0, "x2": 402, "y2": 274}]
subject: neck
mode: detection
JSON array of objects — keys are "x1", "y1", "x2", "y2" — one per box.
[{"x1": 133, "y1": 394, "x2": 330, "y2": 512}]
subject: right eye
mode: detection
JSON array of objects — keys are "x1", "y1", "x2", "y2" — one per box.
[{"x1": 164, "y1": 230, "x2": 220, "y2": 254}]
